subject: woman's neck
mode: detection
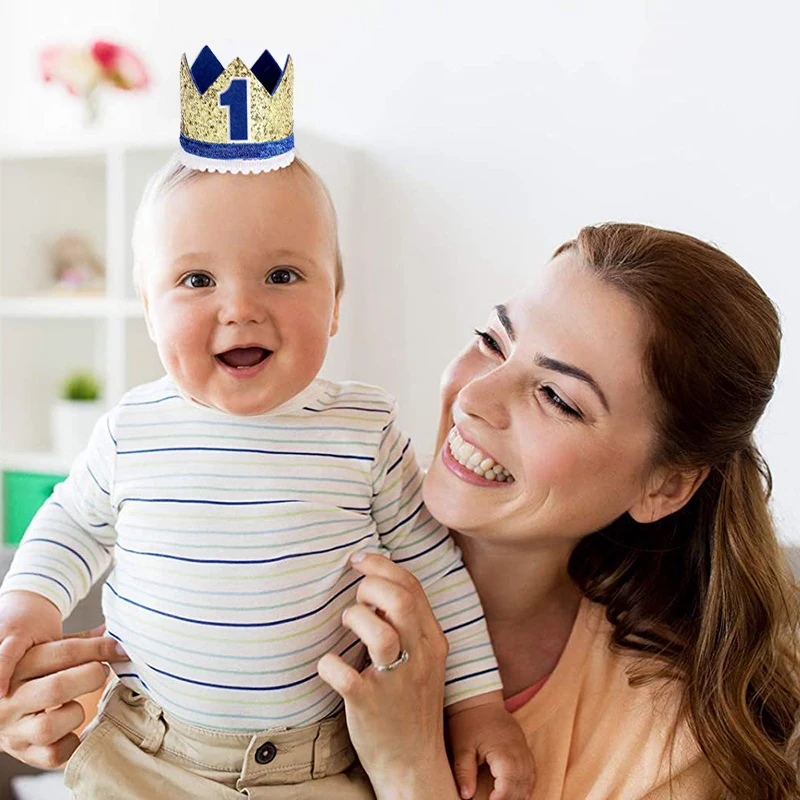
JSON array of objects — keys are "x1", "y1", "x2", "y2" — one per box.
[
  {"x1": 452, "y1": 530, "x2": 584, "y2": 695},
  {"x1": 453, "y1": 531, "x2": 580, "y2": 624}
]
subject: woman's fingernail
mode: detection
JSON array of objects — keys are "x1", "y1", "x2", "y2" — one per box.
[
  {"x1": 114, "y1": 643, "x2": 128, "y2": 658},
  {"x1": 351, "y1": 552, "x2": 365, "y2": 564}
]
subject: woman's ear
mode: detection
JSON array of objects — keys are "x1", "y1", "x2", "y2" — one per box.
[{"x1": 629, "y1": 465, "x2": 710, "y2": 524}]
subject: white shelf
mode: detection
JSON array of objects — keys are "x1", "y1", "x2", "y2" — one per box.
[
  {"x1": 0, "y1": 450, "x2": 73, "y2": 475},
  {"x1": 122, "y1": 299, "x2": 144, "y2": 316},
  {"x1": 0, "y1": 131, "x2": 175, "y2": 161},
  {"x1": 0, "y1": 137, "x2": 167, "y2": 533},
  {"x1": 0, "y1": 296, "x2": 144, "y2": 319}
]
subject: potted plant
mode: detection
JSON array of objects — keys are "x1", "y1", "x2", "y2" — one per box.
[{"x1": 51, "y1": 371, "x2": 104, "y2": 461}]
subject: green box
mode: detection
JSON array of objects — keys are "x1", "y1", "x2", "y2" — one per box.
[{"x1": 3, "y1": 471, "x2": 67, "y2": 546}]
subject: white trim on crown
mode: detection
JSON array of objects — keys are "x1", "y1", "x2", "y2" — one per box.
[{"x1": 176, "y1": 148, "x2": 295, "y2": 174}]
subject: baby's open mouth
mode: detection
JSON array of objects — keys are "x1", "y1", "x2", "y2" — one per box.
[{"x1": 215, "y1": 347, "x2": 271, "y2": 369}]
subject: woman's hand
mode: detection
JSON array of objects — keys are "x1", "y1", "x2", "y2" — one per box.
[
  {"x1": 0, "y1": 628, "x2": 127, "y2": 769},
  {"x1": 0, "y1": 590, "x2": 63, "y2": 697},
  {"x1": 318, "y1": 553, "x2": 460, "y2": 799}
]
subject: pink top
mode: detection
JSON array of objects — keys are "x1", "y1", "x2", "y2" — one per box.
[{"x1": 503, "y1": 674, "x2": 550, "y2": 714}]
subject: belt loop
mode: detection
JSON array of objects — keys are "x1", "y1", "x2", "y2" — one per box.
[
  {"x1": 311, "y1": 725, "x2": 327, "y2": 779},
  {"x1": 138, "y1": 695, "x2": 167, "y2": 754},
  {"x1": 312, "y1": 713, "x2": 355, "y2": 779}
]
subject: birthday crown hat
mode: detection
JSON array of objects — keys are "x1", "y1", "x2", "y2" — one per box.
[{"x1": 179, "y1": 45, "x2": 295, "y2": 174}]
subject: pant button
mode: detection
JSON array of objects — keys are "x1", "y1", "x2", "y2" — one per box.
[{"x1": 255, "y1": 741, "x2": 277, "y2": 765}]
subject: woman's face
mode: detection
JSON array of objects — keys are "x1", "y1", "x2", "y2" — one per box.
[{"x1": 423, "y1": 251, "x2": 659, "y2": 546}]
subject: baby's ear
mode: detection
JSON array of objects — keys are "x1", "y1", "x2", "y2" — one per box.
[
  {"x1": 329, "y1": 295, "x2": 341, "y2": 338},
  {"x1": 139, "y1": 288, "x2": 156, "y2": 343}
]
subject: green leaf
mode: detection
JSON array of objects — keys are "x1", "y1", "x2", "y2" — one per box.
[{"x1": 61, "y1": 371, "x2": 101, "y2": 401}]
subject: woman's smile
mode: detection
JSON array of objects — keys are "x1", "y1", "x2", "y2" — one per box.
[{"x1": 442, "y1": 425, "x2": 515, "y2": 486}]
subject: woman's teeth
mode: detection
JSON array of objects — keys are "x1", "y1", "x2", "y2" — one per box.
[{"x1": 447, "y1": 429, "x2": 514, "y2": 483}]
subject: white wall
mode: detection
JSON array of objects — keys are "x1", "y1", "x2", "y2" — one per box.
[{"x1": 3, "y1": 1, "x2": 799, "y2": 541}]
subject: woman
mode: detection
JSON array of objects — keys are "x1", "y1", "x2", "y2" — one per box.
[
  {"x1": 1, "y1": 224, "x2": 798, "y2": 797},
  {"x1": 318, "y1": 224, "x2": 800, "y2": 798}
]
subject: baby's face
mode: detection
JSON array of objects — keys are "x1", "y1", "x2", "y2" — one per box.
[{"x1": 140, "y1": 166, "x2": 340, "y2": 415}]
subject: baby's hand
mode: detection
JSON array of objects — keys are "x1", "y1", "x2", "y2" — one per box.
[
  {"x1": 447, "y1": 691, "x2": 534, "y2": 800},
  {"x1": 0, "y1": 591, "x2": 63, "y2": 697}
]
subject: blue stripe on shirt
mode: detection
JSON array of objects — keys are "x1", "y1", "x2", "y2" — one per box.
[
  {"x1": 105, "y1": 575, "x2": 361, "y2": 627},
  {"x1": 24, "y1": 538, "x2": 94, "y2": 580},
  {"x1": 10, "y1": 572, "x2": 73, "y2": 603},
  {"x1": 117, "y1": 446, "x2": 373, "y2": 461},
  {"x1": 114, "y1": 531, "x2": 374, "y2": 565}
]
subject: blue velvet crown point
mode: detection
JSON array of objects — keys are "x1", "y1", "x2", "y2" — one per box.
[
  {"x1": 250, "y1": 49, "x2": 283, "y2": 95},
  {"x1": 190, "y1": 45, "x2": 225, "y2": 94},
  {"x1": 188, "y1": 45, "x2": 290, "y2": 96}
]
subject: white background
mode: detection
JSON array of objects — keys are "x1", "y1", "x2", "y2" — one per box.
[{"x1": 2, "y1": 1, "x2": 799, "y2": 541}]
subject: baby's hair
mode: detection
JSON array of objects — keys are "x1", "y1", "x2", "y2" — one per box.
[{"x1": 131, "y1": 153, "x2": 344, "y2": 297}]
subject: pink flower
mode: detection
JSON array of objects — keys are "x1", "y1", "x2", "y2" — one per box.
[
  {"x1": 39, "y1": 47, "x2": 103, "y2": 96},
  {"x1": 89, "y1": 41, "x2": 121, "y2": 71},
  {"x1": 90, "y1": 41, "x2": 149, "y2": 91},
  {"x1": 38, "y1": 41, "x2": 149, "y2": 97},
  {"x1": 40, "y1": 46, "x2": 65, "y2": 83}
]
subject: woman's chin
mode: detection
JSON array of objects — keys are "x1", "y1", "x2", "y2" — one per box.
[{"x1": 423, "y1": 456, "x2": 490, "y2": 533}]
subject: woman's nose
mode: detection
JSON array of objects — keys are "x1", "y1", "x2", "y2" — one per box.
[{"x1": 455, "y1": 368, "x2": 512, "y2": 431}]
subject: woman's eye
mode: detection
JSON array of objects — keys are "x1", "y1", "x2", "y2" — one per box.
[
  {"x1": 180, "y1": 272, "x2": 215, "y2": 289},
  {"x1": 474, "y1": 329, "x2": 503, "y2": 357},
  {"x1": 267, "y1": 268, "x2": 300, "y2": 285},
  {"x1": 539, "y1": 386, "x2": 581, "y2": 419},
  {"x1": 474, "y1": 328, "x2": 581, "y2": 419}
]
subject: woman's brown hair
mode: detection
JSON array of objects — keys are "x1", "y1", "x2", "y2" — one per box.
[{"x1": 558, "y1": 224, "x2": 800, "y2": 798}]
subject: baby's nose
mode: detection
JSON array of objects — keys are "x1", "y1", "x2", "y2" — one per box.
[{"x1": 219, "y1": 287, "x2": 267, "y2": 325}]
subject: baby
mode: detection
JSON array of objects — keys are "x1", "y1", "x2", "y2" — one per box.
[{"x1": 0, "y1": 153, "x2": 531, "y2": 797}]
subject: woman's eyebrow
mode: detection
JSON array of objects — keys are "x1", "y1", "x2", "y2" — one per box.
[
  {"x1": 534, "y1": 354, "x2": 610, "y2": 412},
  {"x1": 494, "y1": 304, "x2": 516, "y2": 341},
  {"x1": 495, "y1": 304, "x2": 610, "y2": 412}
]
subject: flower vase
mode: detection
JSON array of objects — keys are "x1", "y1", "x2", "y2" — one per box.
[{"x1": 83, "y1": 88, "x2": 100, "y2": 126}]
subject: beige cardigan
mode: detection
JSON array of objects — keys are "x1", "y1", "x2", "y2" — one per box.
[{"x1": 477, "y1": 597, "x2": 724, "y2": 799}]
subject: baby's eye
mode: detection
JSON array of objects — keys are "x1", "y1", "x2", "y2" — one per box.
[
  {"x1": 180, "y1": 272, "x2": 215, "y2": 289},
  {"x1": 267, "y1": 268, "x2": 300, "y2": 285}
]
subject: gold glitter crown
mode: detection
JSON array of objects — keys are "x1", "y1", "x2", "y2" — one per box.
[{"x1": 178, "y1": 45, "x2": 295, "y2": 174}]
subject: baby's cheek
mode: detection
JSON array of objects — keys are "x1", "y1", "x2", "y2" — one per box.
[
  {"x1": 156, "y1": 315, "x2": 209, "y2": 375},
  {"x1": 290, "y1": 300, "x2": 336, "y2": 364},
  {"x1": 293, "y1": 330, "x2": 331, "y2": 382}
]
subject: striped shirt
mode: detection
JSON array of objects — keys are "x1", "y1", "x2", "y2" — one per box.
[{"x1": 1, "y1": 376, "x2": 501, "y2": 731}]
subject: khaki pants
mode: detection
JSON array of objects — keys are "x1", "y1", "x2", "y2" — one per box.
[{"x1": 64, "y1": 682, "x2": 376, "y2": 799}]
